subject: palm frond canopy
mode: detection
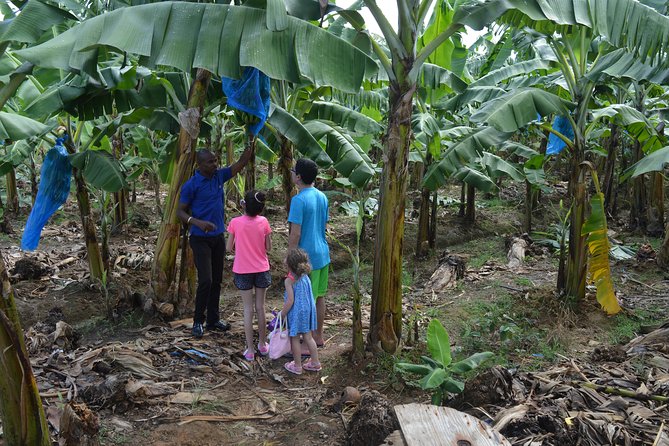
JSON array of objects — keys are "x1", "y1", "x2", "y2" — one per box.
[
  {"x1": 455, "y1": 0, "x2": 669, "y2": 65},
  {"x1": 16, "y1": 2, "x2": 374, "y2": 93}
]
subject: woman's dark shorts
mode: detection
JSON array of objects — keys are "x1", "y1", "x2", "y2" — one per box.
[{"x1": 233, "y1": 271, "x2": 272, "y2": 290}]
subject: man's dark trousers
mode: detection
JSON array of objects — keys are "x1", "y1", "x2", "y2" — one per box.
[{"x1": 190, "y1": 234, "x2": 225, "y2": 325}]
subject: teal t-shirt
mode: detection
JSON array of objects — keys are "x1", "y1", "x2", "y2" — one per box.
[{"x1": 288, "y1": 187, "x2": 330, "y2": 270}]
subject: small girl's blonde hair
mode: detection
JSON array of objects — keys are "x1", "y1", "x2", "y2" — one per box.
[{"x1": 286, "y1": 248, "x2": 311, "y2": 277}]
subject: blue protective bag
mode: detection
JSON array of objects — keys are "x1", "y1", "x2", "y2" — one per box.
[
  {"x1": 546, "y1": 115, "x2": 574, "y2": 155},
  {"x1": 21, "y1": 137, "x2": 72, "y2": 251},
  {"x1": 221, "y1": 67, "x2": 271, "y2": 136}
]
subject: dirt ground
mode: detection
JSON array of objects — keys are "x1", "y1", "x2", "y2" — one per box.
[{"x1": 1, "y1": 183, "x2": 668, "y2": 445}]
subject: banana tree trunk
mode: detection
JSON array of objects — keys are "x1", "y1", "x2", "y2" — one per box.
[
  {"x1": 629, "y1": 140, "x2": 647, "y2": 232},
  {"x1": 602, "y1": 124, "x2": 619, "y2": 216},
  {"x1": 415, "y1": 155, "x2": 432, "y2": 258},
  {"x1": 657, "y1": 222, "x2": 669, "y2": 270},
  {"x1": 224, "y1": 135, "x2": 238, "y2": 205},
  {"x1": 279, "y1": 135, "x2": 294, "y2": 214},
  {"x1": 429, "y1": 190, "x2": 437, "y2": 248},
  {"x1": 111, "y1": 132, "x2": 127, "y2": 232},
  {"x1": 564, "y1": 147, "x2": 587, "y2": 299},
  {"x1": 647, "y1": 172, "x2": 664, "y2": 236},
  {"x1": 151, "y1": 69, "x2": 211, "y2": 311},
  {"x1": 368, "y1": 78, "x2": 415, "y2": 353},
  {"x1": 416, "y1": 185, "x2": 431, "y2": 258},
  {"x1": 458, "y1": 182, "x2": 466, "y2": 217},
  {"x1": 30, "y1": 153, "x2": 37, "y2": 205},
  {"x1": 73, "y1": 169, "x2": 105, "y2": 282},
  {"x1": 465, "y1": 183, "x2": 476, "y2": 223},
  {"x1": 6, "y1": 169, "x2": 19, "y2": 212},
  {"x1": 0, "y1": 250, "x2": 50, "y2": 446},
  {"x1": 244, "y1": 135, "x2": 256, "y2": 191}
]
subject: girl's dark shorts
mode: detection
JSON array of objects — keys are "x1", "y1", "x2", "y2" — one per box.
[{"x1": 233, "y1": 271, "x2": 272, "y2": 290}]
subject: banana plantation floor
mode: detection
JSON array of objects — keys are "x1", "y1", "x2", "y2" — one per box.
[{"x1": 1, "y1": 185, "x2": 668, "y2": 445}]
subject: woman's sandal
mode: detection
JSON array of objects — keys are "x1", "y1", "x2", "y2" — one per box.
[
  {"x1": 284, "y1": 360, "x2": 303, "y2": 375},
  {"x1": 302, "y1": 359, "x2": 322, "y2": 372}
]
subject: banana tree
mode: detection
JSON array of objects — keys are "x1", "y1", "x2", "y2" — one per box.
[
  {"x1": 454, "y1": 0, "x2": 669, "y2": 304},
  {"x1": 0, "y1": 250, "x2": 50, "y2": 446},
  {"x1": 15, "y1": 1, "x2": 375, "y2": 309}
]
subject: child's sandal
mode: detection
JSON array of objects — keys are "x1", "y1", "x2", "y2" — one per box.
[
  {"x1": 303, "y1": 360, "x2": 322, "y2": 372},
  {"x1": 284, "y1": 360, "x2": 303, "y2": 375}
]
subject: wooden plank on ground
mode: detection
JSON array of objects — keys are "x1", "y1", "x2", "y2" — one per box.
[{"x1": 394, "y1": 403, "x2": 511, "y2": 446}]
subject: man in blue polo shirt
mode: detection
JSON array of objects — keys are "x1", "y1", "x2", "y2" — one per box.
[
  {"x1": 288, "y1": 158, "x2": 330, "y2": 347},
  {"x1": 178, "y1": 147, "x2": 252, "y2": 338}
]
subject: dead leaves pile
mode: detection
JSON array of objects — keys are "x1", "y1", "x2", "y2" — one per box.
[
  {"x1": 27, "y1": 320, "x2": 324, "y2": 443},
  {"x1": 458, "y1": 325, "x2": 669, "y2": 445}
]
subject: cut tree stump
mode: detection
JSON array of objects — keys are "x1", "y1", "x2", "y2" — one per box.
[{"x1": 392, "y1": 403, "x2": 511, "y2": 446}]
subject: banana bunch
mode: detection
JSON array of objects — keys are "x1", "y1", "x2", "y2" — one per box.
[{"x1": 232, "y1": 110, "x2": 260, "y2": 128}]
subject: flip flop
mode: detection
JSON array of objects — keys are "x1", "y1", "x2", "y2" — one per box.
[
  {"x1": 284, "y1": 360, "x2": 303, "y2": 375},
  {"x1": 303, "y1": 359, "x2": 322, "y2": 372}
]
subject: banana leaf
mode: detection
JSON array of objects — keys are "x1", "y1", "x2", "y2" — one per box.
[
  {"x1": 304, "y1": 120, "x2": 375, "y2": 188},
  {"x1": 0, "y1": 111, "x2": 49, "y2": 140},
  {"x1": 621, "y1": 145, "x2": 669, "y2": 181},
  {"x1": 16, "y1": 2, "x2": 374, "y2": 94},
  {"x1": 581, "y1": 192, "x2": 622, "y2": 315},
  {"x1": 471, "y1": 88, "x2": 575, "y2": 133},
  {"x1": 69, "y1": 149, "x2": 127, "y2": 192},
  {"x1": 423, "y1": 126, "x2": 513, "y2": 191},
  {"x1": 306, "y1": 101, "x2": 383, "y2": 135},
  {"x1": 426, "y1": 319, "x2": 452, "y2": 367}
]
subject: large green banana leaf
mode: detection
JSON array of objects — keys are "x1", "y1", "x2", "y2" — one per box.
[
  {"x1": 305, "y1": 101, "x2": 383, "y2": 135},
  {"x1": 440, "y1": 85, "x2": 507, "y2": 112},
  {"x1": 587, "y1": 49, "x2": 669, "y2": 85},
  {"x1": 420, "y1": 63, "x2": 467, "y2": 93},
  {"x1": 621, "y1": 145, "x2": 669, "y2": 181},
  {"x1": 0, "y1": 111, "x2": 49, "y2": 139},
  {"x1": 69, "y1": 149, "x2": 127, "y2": 192},
  {"x1": 422, "y1": 126, "x2": 513, "y2": 190},
  {"x1": 0, "y1": 140, "x2": 35, "y2": 176},
  {"x1": 0, "y1": 0, "x2": 77, "y2": 45},
  {"x1": 470, "y1": 59, "x2": 552, "y2": 88},
  {"x1": 590, "y1": 104, "x2": 663, "y2": 153},
  {"x1": 15, "y1": 2, "x2": 373, "y2": 93},
  {"x1": 454, "y1": 0, "x2": 669, "y2": 66},
  {"x1": 266, "y1": 104, "x2": 332, "y2": 166},
  {"x1": 481, "y1": 152, "x2": 524, "y2": 181},
  {"x1": 454, "y1": 166, "x2": 496, "y2": 192},
  {"x1": 582, "y1": 192, "x2": 622, "y2": 315},
  {"x1": 470, "y1": 88, "x2": 575, "y2": 132},
  {"x1": 303, "y1": 120, "x2": 375, "y2": 188}
]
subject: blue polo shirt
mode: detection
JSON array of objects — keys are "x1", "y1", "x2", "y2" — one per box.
[
  {"x1": 288, "y1": 187, "x2": 330, "y2": 270},
  {"x1": 180, "y1": 167, "x2": 232, "y2": 237}
]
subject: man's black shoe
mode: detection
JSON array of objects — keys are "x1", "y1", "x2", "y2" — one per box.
[
  {"x1": 192, "y1": 323, "x2": 204, "y2": 338},
  {"x1": 206, "y1": 320, "x2": 231, "y2": 332}
]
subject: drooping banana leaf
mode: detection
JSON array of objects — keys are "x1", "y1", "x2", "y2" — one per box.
[
  {"x1": 481, "y1": 152, "x2": 524, "y2": 181},
  {"x1": 0, "y1": 139, "x2": 35, "y2": 176},
  {"x1": 0, "y1": 0, "x2": 77, "y2": 45},
  {"x1": 469, "y1": 59, "x2": 552, "y2": 88},
  {"x1": 621, "y1": 145, "x2": 669, "y2": 181},
  {"x1": 0, "y1": 111, "x2": 50, "y2": 139},
  {"x1": 69, "y1": 149, "x2": 127, "y2": 192},
  {"x1": 266, "y1": 104, "x2": 332, "y2": 166},
  {"x1": 587, "y1": 49, "x2": 669, "y2": 85},
  {"x1": 581, "y1": 192, "x2": 622, "y2": 315},
  {"x1": 306, "y1": 101, "x2": 383, "y2": 135},
  {"x1": 471, "y1": 88, "x2": 575, "y2": 132},
  {"x1": 454, "y1": 165, "x2": 497, "y2": 192},
  {"x1": 420, "y1": 63, "x2": 467, "y2": 93},
  {"x1": 304, "y1": 120, "x2": 375, "y2": 188},
  {"x1": 439, "y1": 85, "x2": 507, "y2": 112},
  {"x1": 590, "y1": 104, "x2": 663, "y2": 153},
  {"x1": 422, "y1": 126, "x2": 513, "y2": 190},
  {"x1": 454, "y1": 0, "x2": 669, "y2": 67},
  {"x1": 16, "y1": 2, "x2": 374, "y2": 93}
]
